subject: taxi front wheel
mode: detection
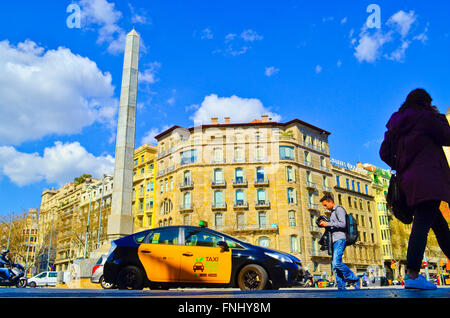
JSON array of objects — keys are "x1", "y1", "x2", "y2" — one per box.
[
  {"x1": 237, "y1": 264, "x2": 268, "y2": 291},
  {"x1": 117, "y1": 265, "x2": 144, "y2": 290}
]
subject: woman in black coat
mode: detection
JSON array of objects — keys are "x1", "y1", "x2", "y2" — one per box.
[{"x1": 380, "y1": 88, "x2": 450, "y2": 290}]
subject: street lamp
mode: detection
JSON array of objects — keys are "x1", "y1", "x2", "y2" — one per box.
[
  {"x1": 83, "y1": 184, "x2": 97, "y2": 259},
  {"x1": 97, "y1": 174, "x2": 113, "y2": 249}
]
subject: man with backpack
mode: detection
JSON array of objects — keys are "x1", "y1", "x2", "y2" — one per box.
[{"x1": 318, "y1": 194, "x2": 361, "y2": 291}]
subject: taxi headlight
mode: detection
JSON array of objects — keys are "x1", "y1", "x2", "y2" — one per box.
[{"x1": 265, "y1": 252, "x2": 293, "y2": 263}]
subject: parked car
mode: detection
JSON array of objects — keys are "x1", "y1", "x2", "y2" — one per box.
[
  {"x1": 91, "y1": 254, "x2": 116, "y2": 289},
  {"x1": 28, "y1": 271, "x2": 58, "y2": 287},
  {"x1": 103, "y1": 225, "x2": 304, "y2": 291}
]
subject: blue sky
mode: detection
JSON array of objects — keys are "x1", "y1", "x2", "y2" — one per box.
[{"x1": 0, "y1": 0, "x2": 449, "y2": 217}]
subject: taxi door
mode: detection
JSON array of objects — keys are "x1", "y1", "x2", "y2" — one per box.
[
  {"x1": 137, "y1": 228, "x2": 182, "y2": 282},
  {"x1": 179, "y1": 228, "x2": 232, "y2": 284}
]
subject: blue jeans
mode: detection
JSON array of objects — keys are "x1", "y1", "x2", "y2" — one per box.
[{"x1": 332, "y1": 239, "x2": 358, "y2": 290}]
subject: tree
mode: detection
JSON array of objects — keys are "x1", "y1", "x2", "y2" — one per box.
[{"x1": 74, "y1": 174, "x2": 92, "y2": 185}]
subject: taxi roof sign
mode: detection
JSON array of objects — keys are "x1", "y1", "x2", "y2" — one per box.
[{"x1": 199, "y1": 220, "x2": 208, "y2": 228}]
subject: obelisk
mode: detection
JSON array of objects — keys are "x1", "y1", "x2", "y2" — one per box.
[{"x1": 107, "y1": 29, "x2": 140, "y2": 241}]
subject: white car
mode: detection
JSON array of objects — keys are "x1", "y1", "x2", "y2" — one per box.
[{"x1": 28, "y1": 271, "x2": 58, "y2": 287}]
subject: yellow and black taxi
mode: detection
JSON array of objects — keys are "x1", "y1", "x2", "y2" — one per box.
[{"x1": 103, "y1": 224, "x2": 304, "y2": 291}]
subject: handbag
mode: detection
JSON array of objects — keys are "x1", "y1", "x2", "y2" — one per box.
[
  {"x1": 386, "y1": 174, "x2": 412, "y2": 224},
  {"x1": 385, "y1": 132, "x2": 413, "y2": 224}
]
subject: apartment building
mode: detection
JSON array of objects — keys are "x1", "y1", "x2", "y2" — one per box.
[{"x1": 132, "y1": 144, "x2": 157, "y2": 231}]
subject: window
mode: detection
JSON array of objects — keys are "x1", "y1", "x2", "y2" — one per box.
[
  {"x1": 257, "y1": 189, "x2": 266, "y2": 203},
  {"x1": 346, "y1": 178, "x2": 349, "y2": 189},
  {"x1": 336, "y1": 176, "x2": 340, "y2": 187},
  {"x1": 234, "y1": 147, "x2": 244, "y2": 161},
  {"x1": 235, "y1": 168, "x2": 244, "y2": 183},
  {"x1": 180, "y1": 149, "x2": 197, "y2": 165},
  {"x1": 287, "y1": 188, "x2": 295, "y2": 204},
  {"x1": 280, "y1": 146, "x2": 295, "y2": 160},
  {"x1": 212, "y1": 147, "x2": 223, "y2": 162},
  {"x1": 183, "y1": 192, "x2": 192, "y2": 208},
  {"x1": 290, "y1": 235, "x2": 299, "y2": 253},
  {"x1": 258, "y1": 236, "x2": 270, "y2": 247},
  {"x1": 183, "y1": 214, "x2": 191, "y2": 225},
  {"x1": 304, "y1": 151, "x2": 311, "y2": 164},
  {"x1": 214, "y1": 213, "x2": 223, "y2": 229},
  {"x1": 183, "y1": 171, "x2": 192, "y2": 184},
  {"x1": 214, "y1": 168, "x2": 224, "y2": 183},
  {"x1": 185, "y1": 229, "x2": 223, "y2": 247},
  {"x1": 237, "y1": 213, "x2": 245, "y2": 229},
  {"x1": 352, "y1": 180, "x2": 355, "y2": 191},
  {"x1": 286, "y1": 166, "x2": 295, "y2": 182},
  {"x1": 288, "y1": 210, "x2": 296, "y2": 226},
  {"x1": 256, "y1": 167, "x2": 265, "y2": 182},
  {"x1": 308, "y1": 192, "x2": 315, "y2": 205},
  {"x1": 235, "y1": 190, "x2": 245, "y2": 204},
  {"x1": 365, "y1": 184, "x2": 369, "y2": 195},
  {"x1": 49, "y1": 272, "x2": 58, "y2": 278},
  {"x1": 357, "y1": 182, "x2": 361, "y2": 192},
  {"x1": 255, "y1": 146, "x2": 265, "y2": 161},
  {"x1": 258, "y1": 212, "x2": 267, "y2": 228},
  {"x1": 214, "y1": 190, "x2": 224, "y2": 206},
  {"x1": 146, "y1": 228, "x2": 179, "y2": 245}
]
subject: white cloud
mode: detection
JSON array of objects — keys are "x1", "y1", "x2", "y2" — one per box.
[
  {"x1": 200, "y1": 28, "x2": 214, "y2": 40},
  {"x1": 189, "y1": 94, "x2": 281, "y2": 125},
  {"x1": 139, "y1": 61, "x2": 162, "y2": 84},
  {"x1": 387, "y1": 10, "x2": 416, "y2": 38},
  {"x1": 77, "y1": 0, "x2": 126, "y2": 54},
  {"x1": 341, "y1": 17, "x2": 348, "y2": 24},
  {"x1": 353, "y1": 27, "x2": 392, "y2": 63},
  {"x1": 351, "y1": 10, "x2": 427, "y2": 63},
  {"x1": 0, "y1": 142, "x2": 114, "y2": 186},
  {"x1": 265, "y1": 66, "x2": 279, "y2": 77},
  {"x1": 240, "y1": 29, "x2": 263, "y2": 42},
  {"x1": 214, "y1": 29, "x2": 263, "y2": 56},
  {"x1": 337, "y1": 59, "x2": 342, "y2": 68},
  {"x1": 140, "y1": 125, "x2": 171, "y2": 146},
  {"x1": 77, "y1": 0, "x2": 148, "y2": 55},
  {"x1": 0, "y1": 39, "x2": 118, "y2": 146},
  {"x1": 315, "y1": 65, "x2": 323, "y2": 74},
  {"x1": 128, "y1": 3, "x2": 151, "y2": 25}
]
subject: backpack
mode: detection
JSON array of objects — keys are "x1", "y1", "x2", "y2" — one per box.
[{"x1": 345, "y1": 213, "x2": 359, "y2": 246}]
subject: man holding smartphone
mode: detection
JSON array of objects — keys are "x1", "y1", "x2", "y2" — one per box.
[{"x1": 319, "y1": 194, "x2": 361, "y2": 291}]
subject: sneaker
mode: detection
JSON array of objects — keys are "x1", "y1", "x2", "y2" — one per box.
[{"x1": 404, "y1": 274, "x2": 437, "y2": 290}]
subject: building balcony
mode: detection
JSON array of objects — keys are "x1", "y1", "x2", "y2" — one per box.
[
  {"x1": 211, "y1": 158, "x2": 226, "y2": 164},
  {"x1": 211, "y1": 180, "x2": 227, "y2": 188},
  {"x1": 310, "y1": 249, "x2": 331, "y2": 258},
  {"x1": 255, "y1": 200, "x2": 271, "y2": 209},
  {"x1": 233, "y1": 201, "x2": 249, "y2": 209},
  {"x1": 322, "y1": 186, "x2": 333, "y2": 193},
  {"x1": 232, "y1": 157, "x2": 246, "y2": 163},
  {"x1": 179, "y1": 203, "x2": 194, "y2": 212},
  {"x1": 232, "y1": 178, "x2": 248, "y2": 187},
  {"x1": 320, "y1": 165, "x2": 330, "y2": 172},
  {"x1": 304, "y1": 160, "x2": 313, "y2": 168},
  {"x1": 254, "y1": 178, "x2": 269, "y2": 186},
  {"x1": 179, "y1": 181, "x2": 194, "y2": 190},
  {"x1": 308, "y1": 203, "x2": 320, "y2": 211},
  {"x1": 306, "y1": 182, "x2": 317, "y2": 189},
  {"x1": 211, "y1": 202, "x2": 227, "y2": 210},
  {"x1": 226, "y1": 224, "x2": 279, "y2": 236}
]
